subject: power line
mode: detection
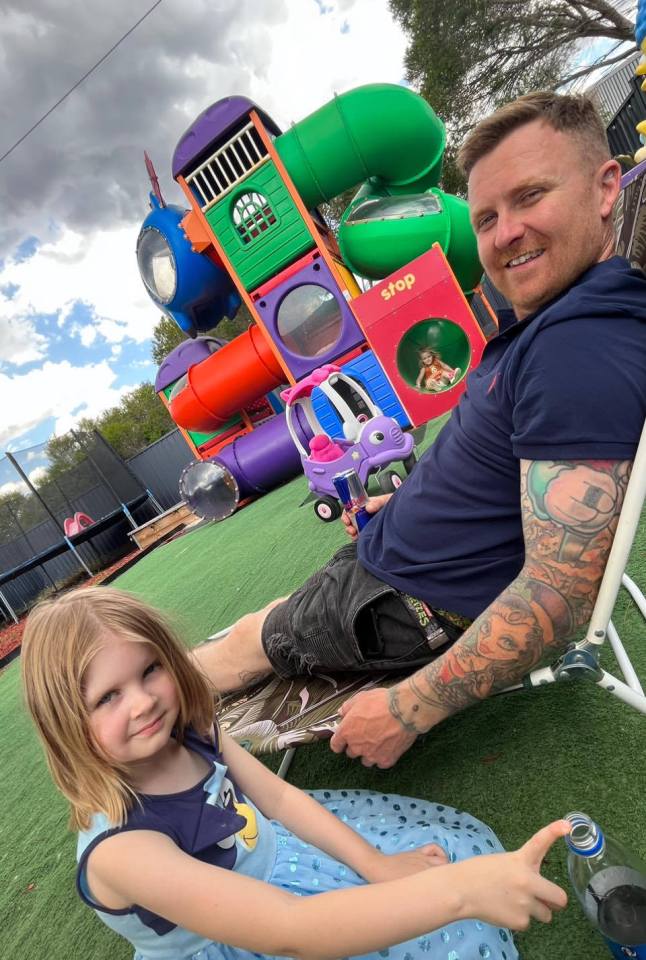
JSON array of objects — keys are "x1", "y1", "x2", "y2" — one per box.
[{"x1": 0, "y1": 0, "x2": 164, "y2": 166}]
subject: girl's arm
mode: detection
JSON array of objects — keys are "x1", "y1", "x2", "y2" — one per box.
[
  {"x1": 87, "y1": 821, "x2": 568, "y2": 960},
  {"x1": 220, "y1": 733, "x2": 400, "y2": 881}
]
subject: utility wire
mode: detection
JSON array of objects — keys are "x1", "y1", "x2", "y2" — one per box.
[{"x1": 0, "y1": 0, "x2": 164, "y2": 165}]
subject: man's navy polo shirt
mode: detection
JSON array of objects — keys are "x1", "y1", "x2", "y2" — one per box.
[{"x1": 358, "y1": 256, "x2": 646, "y2": 620}]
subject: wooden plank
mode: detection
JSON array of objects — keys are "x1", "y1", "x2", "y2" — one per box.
[{"x1": 128, "y1": 502, "x2": 200, "y2": 550}]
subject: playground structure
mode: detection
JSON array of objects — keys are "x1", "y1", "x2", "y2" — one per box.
[{"x1": 138, "y1": 83, "x2": 493, "y2": 517}]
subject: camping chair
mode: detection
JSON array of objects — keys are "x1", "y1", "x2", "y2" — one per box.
[{"x1": 213, "y1": 660, "x2": 406, "y2": 778}]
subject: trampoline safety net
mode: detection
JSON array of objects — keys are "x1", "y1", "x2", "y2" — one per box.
[{"x1": 0, "y1": 429, "x2": 153, "y2": 616}]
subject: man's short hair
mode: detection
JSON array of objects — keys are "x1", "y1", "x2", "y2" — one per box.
[{"x1": 457, "y1": 91, "x2": 611, "y2": 177}]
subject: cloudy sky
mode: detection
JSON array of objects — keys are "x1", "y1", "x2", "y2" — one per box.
[{"x1": 0, "y1": 0, "x2": 407, "y2": 454}]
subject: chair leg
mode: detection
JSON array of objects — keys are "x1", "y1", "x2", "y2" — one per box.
[
  {"x1": 606, "y1": 619, "x2": 644, "y2": 694},
  {"x1": 595, "y1": 668, "x2": 646, "y2": 714},
  {"x1": 276, "y1": 748, "x2": 297, "y2": 780},
  {"x1": 623, "y1": 573, "x2": 646, "y2": 618}
]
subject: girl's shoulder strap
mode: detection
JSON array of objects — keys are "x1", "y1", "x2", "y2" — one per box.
[{"x1": 182, "y1": 722, "x2": 221, "y2": 761}]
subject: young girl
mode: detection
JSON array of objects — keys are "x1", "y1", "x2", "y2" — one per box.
[
  {"x1": 415, "y1": 348, "x2": 460, "y2": 392},
  {"x1": 22, "y1": 586, "x2": 568, "y2": 960}
]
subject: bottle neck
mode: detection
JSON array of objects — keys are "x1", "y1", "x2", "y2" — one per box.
[{"x1": 565, "y1": 811, "x2": 606, "y2": 858}]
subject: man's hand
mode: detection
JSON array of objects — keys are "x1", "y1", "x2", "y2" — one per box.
[
  {"x1": 342, "y1": 494, "x2": 393, "y2": 541},
  {"x1": 329, "y1": 687, "x2": 418, "y2": 767}
]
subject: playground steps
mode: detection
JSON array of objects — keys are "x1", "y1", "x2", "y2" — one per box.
[{"x1": 128, "y1": 502, "x2": 201, "y2": 551}]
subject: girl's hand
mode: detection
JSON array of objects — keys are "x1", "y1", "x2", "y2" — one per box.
[
  {"x1": 342, "y1": 494, "x2": 393, "y2": 541},
  {"x1": 362, "y1": 844, "x2": 448, "y2": 883},
  {"x1": 454, "y1": 820, "x2": 570, "y2": 930}
]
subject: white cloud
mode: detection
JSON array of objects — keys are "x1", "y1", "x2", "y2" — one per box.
[
  {"x1": 0, "y1": 227, "x2": 158, "y2": 349},
  {"x1": 0, "y1": 0, "x2": 409, "y2": 448},
  {"x1": 243, "y1": 0, "x2": 407, "y2": 124},
  {"x1": 28, "y1": 464, "x2": 48, "y2": 485},
  {"x1": 0, "y1": 359, "x2": 133, "y2": 447},
  {"x1": 23, "y1": 448, "x2": 44, "y2": 462},
  {"x1": 0, "y1": 315, "x2": 49, "y2": 366},
  {"x1": 0, "y1": 0, "x2": 409, "y2": 374},
  {"x1": 0, "y1": 479, "x2": 25, "y2": 497}
]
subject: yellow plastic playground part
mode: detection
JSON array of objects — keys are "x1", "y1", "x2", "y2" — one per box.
[{"x1": 634, "y1": 40, "x2": 646, "y2": 161}]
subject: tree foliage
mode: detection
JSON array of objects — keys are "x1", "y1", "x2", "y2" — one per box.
[
  {"x1": 151, "y1": 314, "x2": 187, "y2": 366},
  {"x1": 215, "y1": 302, "x2": 254, "y2": 341},
  {"x1": 151, "y1": 306, "x2": 254, "y2": 367},
  {"x1": 45, "y1": 384, "x2": 175, "y2": 467},
  {"x1": 390, "y1": 0, "x2": 635, "y2": 138},
  {"x1": 94, "y1": 383, "x2": 175, "y2": 459}
]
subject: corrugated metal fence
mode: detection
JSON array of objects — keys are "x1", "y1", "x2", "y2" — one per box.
[
  {"x1": 607, "y1": 74, "x2": 646, "y2": 158},
  {"x1": 127, "y1": 429, "x2": 194, "y2": 510}
]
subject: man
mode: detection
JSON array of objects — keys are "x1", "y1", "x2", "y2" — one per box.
[{"x1": 195, "y1": 92, "x2": 646, "y2": 768}]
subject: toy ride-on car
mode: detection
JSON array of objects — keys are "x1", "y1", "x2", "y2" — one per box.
[{"x1": 282, "y1": 363, "x2": 417, "y2": 522}]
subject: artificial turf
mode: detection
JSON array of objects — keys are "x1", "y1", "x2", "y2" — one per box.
[{"x1": 1, "y1": 416, "x2": 644, "y2": 959}]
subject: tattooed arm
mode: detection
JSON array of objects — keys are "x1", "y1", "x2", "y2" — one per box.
[{"x1": 330, "y1": 458, "x2": 630, "y2": 767}]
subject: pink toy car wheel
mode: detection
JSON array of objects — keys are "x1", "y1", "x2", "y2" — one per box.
[{"x1": 314, "y1": 496, "x2": 342, "y2": 523}]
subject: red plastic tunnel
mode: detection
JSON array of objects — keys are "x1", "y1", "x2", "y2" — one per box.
[{"x1": 170, "y1": 324, "x2": 285, "y2": 432}]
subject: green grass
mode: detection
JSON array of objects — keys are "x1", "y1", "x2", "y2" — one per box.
[{"x1": 2, "y1": 418, "x2": 644, "y2": 959}]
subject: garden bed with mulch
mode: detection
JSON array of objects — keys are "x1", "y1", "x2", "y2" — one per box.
[{"x1": 0, "y1": 550, "x2": 143, "y2": 670}]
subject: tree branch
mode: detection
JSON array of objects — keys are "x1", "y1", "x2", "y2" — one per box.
[
  {"x1": 558, "y1": 45, "x2": 636, "y2": 85},
  {"x1": 566, "y1": 0, "x2": 634, "y2": 35}
]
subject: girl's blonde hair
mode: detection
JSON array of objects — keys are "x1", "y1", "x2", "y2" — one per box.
[{"x1": 21, "y1": 586, "x2": 216, "y2": 831}]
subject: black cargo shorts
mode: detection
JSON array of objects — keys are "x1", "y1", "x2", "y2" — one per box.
[{"x1": 261, "y1": 542, "x2": 470, "y2": 679}]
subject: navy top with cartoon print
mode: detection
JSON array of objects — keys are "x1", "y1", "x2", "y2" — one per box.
[{"x1": 76, "y1": 727, "x2": 276, "y2": 960}]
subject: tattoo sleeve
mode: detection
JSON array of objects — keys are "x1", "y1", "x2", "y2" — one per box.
[{"x1": 390, "y1": 458, "x2": 631, "y2": 733}]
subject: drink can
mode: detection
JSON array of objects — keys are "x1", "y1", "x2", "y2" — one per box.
[{"x1": 333, "y1": 469, "x2": 371, "y2": 531}]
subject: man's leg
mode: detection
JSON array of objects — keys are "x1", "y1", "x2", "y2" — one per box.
[
  {"x1": 192, "y1": 544, "x2": 462, "y2": 695},
  {"x1": 191, "y1": 541, "x2": 370, "y2": 693},
  {"x1": 191, "y1": 598, "x2": 286, "y2": 693}
]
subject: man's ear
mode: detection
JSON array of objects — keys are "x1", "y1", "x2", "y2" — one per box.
[{"x1": 598, "y1": 159, "x2": 622, "y2": 218}]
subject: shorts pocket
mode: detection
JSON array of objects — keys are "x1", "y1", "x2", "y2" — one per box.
[{"x1": 300, "y1": 626, "x2": 365, "y2": 672}]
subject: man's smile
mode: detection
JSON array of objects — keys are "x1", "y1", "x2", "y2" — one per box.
[{"x1": 505, "y1": 248, "x2": 544, "y2": 268}]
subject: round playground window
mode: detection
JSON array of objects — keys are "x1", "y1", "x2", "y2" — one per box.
[
  {"x1": 276, "y1": 284, "x2": 343, "y2": 357},
  {"x1": 137, "y1": 227, "x2": 177, "y2": 304},
  {"x1": 397, "y1": 320, "x2": 471, "y2": 394}
]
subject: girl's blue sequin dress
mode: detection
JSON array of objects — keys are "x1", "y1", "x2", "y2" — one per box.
[{"x1": 77, "y1": 730, "x2": 518, "y2": 960}]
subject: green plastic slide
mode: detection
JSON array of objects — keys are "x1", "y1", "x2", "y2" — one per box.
[{"x1": 274, "y1": 83, "x2": 481, "y2": 293}]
